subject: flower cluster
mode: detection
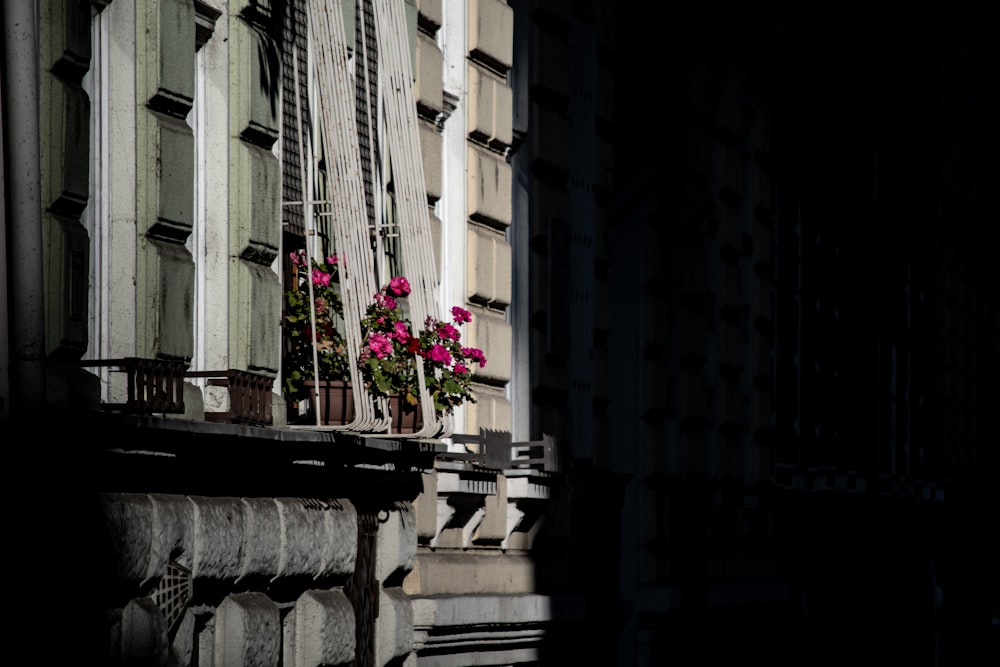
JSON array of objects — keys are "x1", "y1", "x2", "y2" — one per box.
[
  {"x1": 357, "y1": 278, "x2": 487, "y2": 415},
  {"x1": 282, "y1": 249, "x2": 350, "y2": 400}
]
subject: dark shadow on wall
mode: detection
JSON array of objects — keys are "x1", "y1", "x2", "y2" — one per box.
[{"x1": 523, "y1": 1, "x2": 999, "y2": 665}]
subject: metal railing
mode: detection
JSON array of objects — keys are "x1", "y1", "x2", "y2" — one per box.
[{"x1": 449, "y1": 430, "x2": 560, "y2": 473}]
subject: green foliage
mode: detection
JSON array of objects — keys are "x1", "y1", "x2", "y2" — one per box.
[{"x1": 282, "y1": 250, "x2": 349, "y2": 402}]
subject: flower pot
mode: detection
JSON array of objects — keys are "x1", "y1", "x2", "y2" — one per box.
[
  {"x1": 388, "y1": 393, "x2": 423, "y2": 434},
  {"x1": 304, "y1": 380, "x2": 355, "y2": 425}
]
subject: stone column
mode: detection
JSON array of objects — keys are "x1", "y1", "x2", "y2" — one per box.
[
  {"x1": 227, "y1": 1, "x2": 281, "y2": 376},
  {"x1": 134, "y1": 0, "x2": 196, "y2": 362},
  {"x1": 463, "y1": 0, "x2": 514, "y2": 434}
]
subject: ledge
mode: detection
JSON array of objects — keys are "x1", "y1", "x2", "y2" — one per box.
[
  {"x1": 38, "y1": 408, "x2": 448, "y2": 502},
  {"x1": 80, "y1": 409, "x2": 449, "y2": 451}
]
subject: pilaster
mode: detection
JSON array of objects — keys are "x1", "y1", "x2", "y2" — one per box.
[
  {"x1": 39, "y1": 0, "x2": 93, "y2": 362},
  {"x1": 228, "y1": 1, "x2": 281, "y2": 374},
  {"x1": 134, "y1": 0, "x2": 196, "y2": 361}
]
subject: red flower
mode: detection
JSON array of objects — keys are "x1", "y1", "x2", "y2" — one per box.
[{"x1": 406, "y1": 336, "x2": 422, "y2": 354}]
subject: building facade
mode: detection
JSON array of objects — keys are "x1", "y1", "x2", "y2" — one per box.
[
  {"x1": 4, "y1": 1, "x2": 998, "y2": 666},
  {"x1": 3, "y1": 1, "x2": 562, "y2": 666},
  {"x1": 512, "y1": 1, "x2": 998, "y2": 664}
]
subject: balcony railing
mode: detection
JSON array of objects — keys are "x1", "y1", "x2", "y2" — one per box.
[
  {"x1": 449, "y1": 430, "x2": 560, "y2": 473},
  {"x1": 77, "y1": 359, "x2": 273, "y2": 425},
  {"x1": 79, "y1": 357, "x2": 188, "y2": 414},
  {"x1": 186, "y1": 369, "x2": 274, "y2": 426}
]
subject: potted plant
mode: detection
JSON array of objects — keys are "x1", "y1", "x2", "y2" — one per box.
[
  {"x1": 282, "y1": 249, "x2": 353, "y2": 424},
  {"x1": 357, "y1": 277, "x2": 487, "y2": 432}
]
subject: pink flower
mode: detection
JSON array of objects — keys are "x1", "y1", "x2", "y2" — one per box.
[
  {"x1": 462, "y1": 347, "x2": 487, "y2": 368},
  {"x1": 451, "y1": 306, "x2": 472, "y2": 323},
  {"x1": 312, "y1": 268, "x2": 331, "y2": 286},
  {"x1": 428, "y1": 344, "x2": 452, "y2": 365},
  {"x1": 289, "y1": 251, "x2": 302, "y2": 266},
  {"x1": 368, "y1": 333, "x2": 393, "y2": 359},
  {"x1": 453, "y1": 363, "x2": 469, "y2": 375},
  {"x1": 326, "y1": 254, "x2": 338, "y2": 266},
  {"x1": 314, "y1": 297, "x2": 328, "y2": 315},
  {"x1": 437, "y1": 323, "x2": 460, "y2": 341},
  {"x1": 388, "y1": 276, "x2": 411, "y2": 297},
  {"x1": 373, "y1": 291, "x2": 397, "y2": 310},
  {"x1": 393, "y1": 321, "x2": 410, "y2": 341}
]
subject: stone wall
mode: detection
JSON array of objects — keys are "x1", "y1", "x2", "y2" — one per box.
[{"x1": 99, "y1": 493, "x2": 416, "y2": 666}]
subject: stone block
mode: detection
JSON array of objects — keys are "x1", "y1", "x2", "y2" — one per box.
[
  {"x1": 472, "y1": 474, "x2": 509, "y2": 544},
  {"x1": 719, "y1": 322, "x2": 745, "y2": 370},
  {"x1": 180, "y1": 380, "x2": 206, "y2": 420},
  {"x1": 467, "y1": 145, "x2": 512, "y2": 228},
  {"x1": 531, "y1": 106, "x2": 572, "y2": 175},
  {"x1": 246, "y1": 262, "x2": 281, "y2": 374},
  {"x1": 375, "y1": 588, "x2": 414, "y2": 666},
  {"x1": 464, "y1": 383, "x2": 511, "y2": 434},
  {"x1": 100, "y1": 493, "x2": 155, "y2": 582},
  {"x1": 155, "y1": 115, "x2": 196, "y2": 236},
  {"x1": 40, "y1": 0, "x2": 90, "y2": 80},
  {"x1": 405, "y1": 551, "x2": 536, "y2": 596},
  {"x1": 377, "y1": 504, "x2": 418, "y2": 584},
  {"x1": 467, "y1": 63, "x2": 513, "y2": 147},
  {"x1": 150, "y1": 238, "x2": 195, "y2": 360},
  {"x1": 467, "y1": 224, "x2": 512, "y2": 307},
  {"x1": 468, "y1": 0, "x2": 513, "y2": 71},
  {"x1": 752, "y1": 391, "x2": 772, "y2": 433},
  {"x1": 291, "y1": 589, "x2": 355, "y2": 667},
  {"x1": 44, "y1": 215, "x2": 90, "y2": 358},
  {"x1": 275, "y1": 498, "x2": 357, "y2": 579},
  {"x1": 411, "y1": 594, "x2": 550, "y2": 627},
  {"x1": 197, "y1": 615, "x2": 217, "y2": 665},
  {"x1": 230, "y1": 16, "x2": 278, "y2": 148},
  {"x1": 172, "y1": 608, "x2": 197, "y2": 667},
  {"x1": 139, "y1": 0, "x2": 195, "y2": 117},
  {"x1": 238, "y1": 498, "x2": 282, "y2": 581},
  {"x1": 417, "y1": 0, "x2": 442, "y2": 30},
  {"x1": 120, "y1": 598, "x2": 170, "y2": 667},
  {"x1": 215, "y1": 592, "x2": 281, "y2": 667},
  {"x1": 752, "y1": 164, "x2": 772, "y2": 209},
  {"x1": 44, "y1": 79, "x2": 90, "y2": 217},
  {"x1": 44, "y1": 363, "x2": 100, "y2": 410},
  {"x1": 415, "y1": 32, "x2": 443, "y2": 114},
  {"x1": 597, "y1": 60, "x2": 614, "y2": 125},
  {"x1": 413, "y1": 472, "x2": 439, "y2": 543},
  {"x1": 232, "y1": 142, "x2": 280, "y2": 263},
  {"x1": 148, "y1": 494, "x2": 195, "y2": 574},
  {"x1": 467, "y1": 308, "x2": 511, "y2": 384},
  {"x1": 530, "y1": 30, "x2": 570, "y2": 96},
  {"x1": 189, "y1": 496, "x2": 245, "y2": 580},
  {"x1": 230, "y1": 258, "x2": 280, "y2": 374},
  {"x1": 720, "y1": 260, "x2": 743, "y2": 310},
  {"x1": 419, "y1": 120, "x2": 442, "y2": 202}
]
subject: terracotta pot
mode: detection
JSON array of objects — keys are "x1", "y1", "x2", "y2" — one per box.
[
  {"x1": 304, "y1": 380, "x2": 355, "y2": 425},
  {"x1": 388, "y1": 393, "x2": 423, "y2": 434}
]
